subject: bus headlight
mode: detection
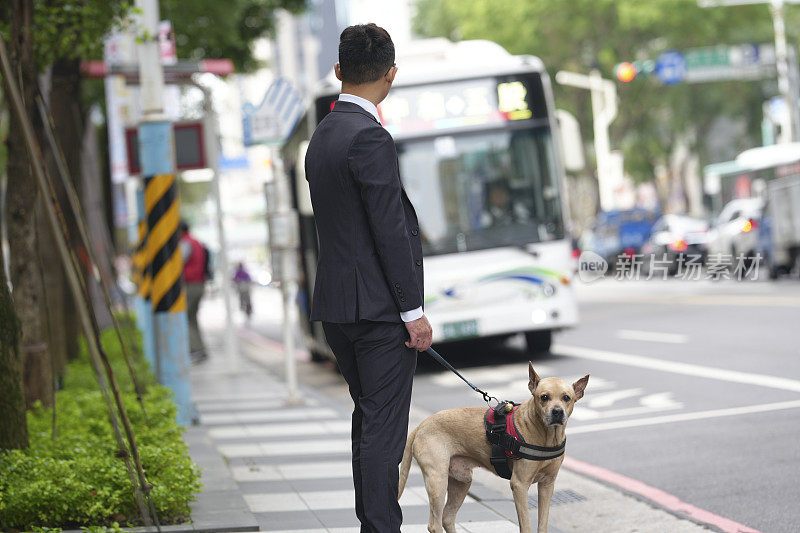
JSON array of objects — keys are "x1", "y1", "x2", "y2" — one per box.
[{"x1": 531, "y1": 308, "x2": 548, "y2": 324}]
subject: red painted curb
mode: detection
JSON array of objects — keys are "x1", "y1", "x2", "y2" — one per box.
[{"x1": 563, "y1": 456, "x2": 760, "y2": 533}]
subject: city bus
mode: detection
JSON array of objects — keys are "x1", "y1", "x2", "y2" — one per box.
[{"x1": 283, "y1": 38, "x2": 579, "y2": 358}]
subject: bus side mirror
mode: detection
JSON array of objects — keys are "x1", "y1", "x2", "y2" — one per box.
[{"x1": 555, "y1": 109, "x2": 585, "y2": 173}]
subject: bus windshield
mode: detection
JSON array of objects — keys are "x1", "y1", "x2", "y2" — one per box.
[{"x1": 398, "y1": 126, "x2": 563, "y2": 256}]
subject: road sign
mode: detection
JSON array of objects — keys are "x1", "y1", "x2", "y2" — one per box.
[
  {"x1": 243, "y1": 78, "x2": 303, "y2": 146},
  {"x1": 655, "y1": 50, "x2": 686, "y2": 86},
  {"x1": 683, "y1": 43, "x2": 776, "y2": 83}
]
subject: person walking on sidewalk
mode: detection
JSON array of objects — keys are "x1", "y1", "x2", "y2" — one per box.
[
  {"x1": 179, "y1": 220, "x2": 210, "y2": 364},
  {"x1": 304, "y1": 23, "x2": 433, "y2": 532},
  {"x1": 233, "y1": 261, "x2": 253, "y2": 319}
]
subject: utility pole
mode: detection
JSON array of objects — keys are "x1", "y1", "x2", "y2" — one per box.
[
  {"x1": 135, "y1": 0, "x2": 196, "y2": 425},
  {"x1": 556, "y1": 70, "x2": 624, "y2": 211},
  {"x1": 699, "y1": 0, "x2": 800, "y2": 142},
  {"x1": 264, "y1": 155, "x2": 300, "y2": 405},
  {"x1": 193, "y1": 81, "x2": 238, "y2": 369}
]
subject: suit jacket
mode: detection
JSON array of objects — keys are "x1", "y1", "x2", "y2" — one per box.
[{"x1": 304, "y1": 100, "x2": 424, "y2": 324}]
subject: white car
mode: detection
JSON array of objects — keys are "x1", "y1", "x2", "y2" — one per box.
[{"x1": 706, "y1": 199, "x2": 764, "y2": 260}]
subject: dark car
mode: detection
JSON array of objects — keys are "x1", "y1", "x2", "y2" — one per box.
[
  {"x1": 641, "y1": 215, "x2": 709, "y2": 274},
  {"x1": 579, "y1": 209, "x2": 660, "y2": 266}
]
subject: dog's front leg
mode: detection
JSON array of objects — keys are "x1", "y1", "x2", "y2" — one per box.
[
  {"x1": 536, "y1": 480, "x2": 555, "y2": 533},
  {"x1": 510, "y1": 478, "x2": 534, "y2": 533}
]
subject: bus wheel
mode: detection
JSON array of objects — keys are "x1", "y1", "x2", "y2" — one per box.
[{"x1": 525, "y1": 330, "x2": 552, "y2": 355}]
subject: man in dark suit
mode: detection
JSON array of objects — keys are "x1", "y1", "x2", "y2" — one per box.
[{"x1": 304, "y1": 23, "x2": 433, "y2": 532}]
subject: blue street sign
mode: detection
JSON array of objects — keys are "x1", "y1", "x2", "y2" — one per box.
[
  {"x1": 655, "y1": 50, "x2": 686, "y2": 86},
  {"x1": 242, "y1": 78, "x2": 304, "y2": 146}
]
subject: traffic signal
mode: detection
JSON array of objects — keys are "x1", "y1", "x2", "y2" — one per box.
[
  {"x1": 614, "y1": 60, "x2": 655, "y2": 83},
  {"x1": 616, "y1": 62, "x2": 637, "y2": 83}
]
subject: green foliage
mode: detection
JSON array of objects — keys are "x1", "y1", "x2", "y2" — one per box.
[
  {"x1": 4, "y1": 1, "x2": 136, "y2": 67},
  {"x1": 412, "y1": 0, "x2": 800, "y2": 181},
  {"x1": 162, "y1": 0, "x2": 307, "y2": 72},
  {"x1": 0, "y1": 321, "x2": 201, "y2": 531}
]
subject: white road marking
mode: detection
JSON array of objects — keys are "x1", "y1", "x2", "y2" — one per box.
[
  {"x1": 200, "y1": 407, "x2": 340, "y2": 426},
  {"x1": 232, "y1": 460, "x2": 422, "y2": 482},
  {"x1": 196, "y1": 398, "x2": 318, "y2": 412},
  {"x1": 430, "y1": 363, "x2": 554, "y2": 387},
  {"x1": 263, "y1": 524, "x2": 482, "y2": 533},
  {"x1": 217, "y1": 438, "x2": 352, "y2": 458},
  {"x1": 586, "y1": 388, "x2": 644, "y2": 408},
  {"x1": 244, "y1": 486, "x2": 469, "y2": 513},
  {"x1": 208, "y1": 420, "x2": 350, "y2": 440},
  {"x1": 569, "y1": 399, "x2": 800, "y2": 435},
  {"x1": 572, "y1": 392, "x2": 683, "y2": 421},
  {"x1": 489, "y1": 376, "x2": 619, "y2": 402},
  {"x1": 555, "y1": 344, "x2": 800, "y2": 392},
  {"x1": 616, "y1": 329, "x2": 688, "y2": 344}
]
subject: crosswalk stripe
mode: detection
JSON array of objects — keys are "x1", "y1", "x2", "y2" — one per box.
[
  {"x1": 200, "y1": 407, "x2": 341, "y2": 425},
  {"x1": 244, "y1": 486, "x2": 471, "y2": 513},
  {"x1": 209, "y1": 420, "x2": 351, "y2": 439},
  {"x1": 258, "y1": 519, "x2": 515, "y2": 532},
  {"x1": 196, "y1": 398, "x2": 319, "y2": 412},
  {"x1": 218, "y1": 438, "x2": 352, "y2": 458},
  {"x1": 231, "y1": 460, "x2": 422, "y2": 482},
  {"x1": 193, "y1": 392, "x2": 285, "y2": 403}
]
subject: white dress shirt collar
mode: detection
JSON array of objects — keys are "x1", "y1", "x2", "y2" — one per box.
[{"x1": 338, "y1": 93, "x2": 381, "y2": 123}]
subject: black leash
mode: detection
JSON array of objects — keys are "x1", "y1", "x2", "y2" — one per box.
[{"x1": 425, "y1": 347, "x2": 499, "y2": 405}]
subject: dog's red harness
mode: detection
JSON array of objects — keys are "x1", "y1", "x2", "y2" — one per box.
[{"x1": 484, "y1": 402, "x2": 566, "y2": 480}]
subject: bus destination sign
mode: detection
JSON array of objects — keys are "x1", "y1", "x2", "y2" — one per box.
[
  {"x1": 313, "y1": 73, "x2": 547, "y2": 137},
  {"x1": 379, "y1": 74, "x2": 546, "y2": 137}
]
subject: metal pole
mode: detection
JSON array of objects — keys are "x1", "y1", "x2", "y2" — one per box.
[
  {"x1": 135, "y1": 0, "x2": 196, "y2": 426},
  {"x1": 770, "y1": 0, "x2": 797, "y2": 142},
  {"x1": 272, "y1": 147, "x2": 299, "y2": 404},
  {"x1": 283, "y1": 276, "x2": 299, "y2": 403},
  {"x1": 589, "y1": 70, "x2": 621, "y2": 211},
  {"x1": 589, "y1": 70, "x2": 611, "y2": 210},
  {"x1": 788, "y1": 46, "x2": 800, "y2": 142},
  {"x1": 195, "y1": 82, "x2": 238, "y2": 367}
]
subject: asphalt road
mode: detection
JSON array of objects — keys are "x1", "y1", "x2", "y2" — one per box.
[{"x1": 240, "y1": 278, "x2": 800, "y2": 532}]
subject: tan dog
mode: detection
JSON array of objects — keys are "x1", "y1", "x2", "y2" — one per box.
[{"x1": 399, "y1": 363, "x2": 589, "y2": 533}]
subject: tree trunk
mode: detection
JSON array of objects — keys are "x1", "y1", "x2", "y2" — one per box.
[
  {"x1": 6, "y1": 0, "x2": 53, "y2": 408},
  {"x1": 0, "y1": 156, "x2": 29, "y2": 449},
  {"x1": 0, "y1": 258, "x2": 28, "y2": 449},
  {"x1": 49, "y1": 57, "x2": 83, "y2": 361}
]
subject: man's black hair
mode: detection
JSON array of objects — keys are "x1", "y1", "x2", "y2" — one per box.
[
  {"x1": 179, "y1": 220, "x2": 189, "y2": 233},
  {"x1": 338, "y1": 23, "x2": 394, "y2": 85}
]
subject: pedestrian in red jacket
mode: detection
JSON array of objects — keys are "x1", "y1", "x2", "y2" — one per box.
[{"x1": 179, "y1": 220, "x2": 209, "y2": 363}]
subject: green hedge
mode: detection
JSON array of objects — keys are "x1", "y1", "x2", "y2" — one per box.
[{"x1": 0, "y1": 321, "x2": 201, "y2": 531}]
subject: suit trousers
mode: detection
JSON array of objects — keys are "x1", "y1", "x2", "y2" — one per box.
[{"x1": 322, "y1": 321, "x2": 417, "y2": 533}]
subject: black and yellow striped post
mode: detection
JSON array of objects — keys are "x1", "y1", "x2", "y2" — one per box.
[{"x1": 144, "y1": 173, "x2": 187, "y2": 314}]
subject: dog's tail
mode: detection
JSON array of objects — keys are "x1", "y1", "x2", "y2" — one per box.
[{"x1": 398, "y1": 425, "x2": 418, "y2": 499}]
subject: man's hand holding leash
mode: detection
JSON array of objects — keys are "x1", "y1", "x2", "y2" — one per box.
[{"x1": 405, "y1": 314, "x2": 433, "y2": 351}]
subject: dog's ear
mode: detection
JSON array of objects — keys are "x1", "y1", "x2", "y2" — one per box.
[
  {"x1": 572, "y1": 374, "x2": 590, "y2": 400},
  {"x1": 528, "y1": 362, "x2": 541, "y2": 395}
]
